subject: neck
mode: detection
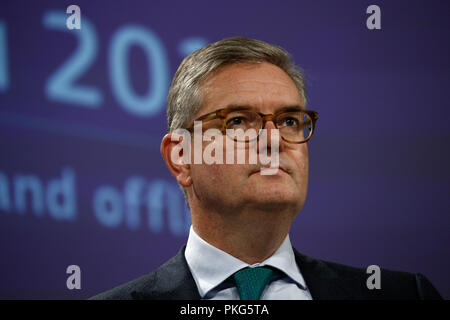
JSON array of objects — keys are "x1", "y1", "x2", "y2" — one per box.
[{"x1": 190, "y1": 204, "x2": 293, "y2": 265}]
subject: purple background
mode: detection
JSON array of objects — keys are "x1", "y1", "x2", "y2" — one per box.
[{"x1": 0, "y1": 0, "x2": 449, "y2": 299}]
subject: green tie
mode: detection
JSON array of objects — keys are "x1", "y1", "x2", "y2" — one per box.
[{"x1": 233, "y1": 267, "x2": 274, "y2": 300}]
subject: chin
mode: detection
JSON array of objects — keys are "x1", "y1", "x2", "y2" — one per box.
[{"x1": 245, "y1": 185, "x2": 305, "y2": 211}]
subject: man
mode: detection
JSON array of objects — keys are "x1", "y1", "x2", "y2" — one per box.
[{"x1": 91, "y1": 37, "x2": 442, "y2": 300}]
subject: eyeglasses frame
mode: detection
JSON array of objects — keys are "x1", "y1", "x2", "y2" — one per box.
[{"x1": 185, "y1": 106, "x2": 318, "y2": 144}]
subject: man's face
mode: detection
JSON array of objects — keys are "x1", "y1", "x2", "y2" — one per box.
[{"x1": 188, "y1": 62, "x2": 309, "y2": 215}]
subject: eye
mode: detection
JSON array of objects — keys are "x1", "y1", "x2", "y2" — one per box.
[
  {"x1": 228, "y1": 117, "x2": 245, "y2": 126},
  {"x1": 281, "y1": 117, "x2": 299, "y2": 127},
  {"x1": 225, "y1": 111, "x2": 257, "y2": 130}
]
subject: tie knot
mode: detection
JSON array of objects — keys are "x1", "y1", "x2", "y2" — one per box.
[{"x1": 233, "y1": 266, "x2": 274, "y2": 300}]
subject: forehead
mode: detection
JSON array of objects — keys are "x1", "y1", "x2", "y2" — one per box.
[{"x1": 198, "y1": 62, "x2": 302, "y2": 116}]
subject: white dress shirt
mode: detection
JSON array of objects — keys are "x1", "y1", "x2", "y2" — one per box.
[{"x1": 184, "y1": 226, "x2": 313, "y2": 300}]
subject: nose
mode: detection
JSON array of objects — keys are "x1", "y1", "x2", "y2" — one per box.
[
  {"x1": 260, "y1": 120, "x2": 280, "y2": 149},
  {"x1": 263, "y1": 120, "x2": 277, "y2": 130}
]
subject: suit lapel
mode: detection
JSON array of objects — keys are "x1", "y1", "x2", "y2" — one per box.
[
  {"x1": 293, "y1": 248, "x2": 364, "y2": 300},
  {"x1": 133, "y1": 246, "x2": 201, "y2": 300}
]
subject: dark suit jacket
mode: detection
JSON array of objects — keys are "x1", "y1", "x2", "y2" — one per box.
[{"x1": 90, "y1": 246, "x2": 442, "y2": 300}]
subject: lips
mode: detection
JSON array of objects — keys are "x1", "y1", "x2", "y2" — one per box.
[
  {"x1": 250, "y1": 164, "x2": 289, "y2": 176},
  {"x1": 277, "y1": 166, "x2": 289, "y2": 174}
]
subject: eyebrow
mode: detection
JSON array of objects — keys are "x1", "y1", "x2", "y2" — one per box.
[{"x1": 224, "y1": 104, "x2": 303, "y2": 114}]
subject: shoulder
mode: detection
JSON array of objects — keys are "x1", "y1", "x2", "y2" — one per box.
[
  {"x1": 89, "y1": 246, "x2": 200, "y2": 300},
  {"x1": 294, "y1": 249, "x2": 442, "y2": 300},
  {"x1": 89, "y1": 271, "x2": 156, "y2": 300}
]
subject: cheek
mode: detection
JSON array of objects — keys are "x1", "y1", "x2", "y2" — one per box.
[
  {"x1": 194, "y1": 136, "x2": 254, "y2": 177},
  {"x1": 301, "y1": 146, "x2": 309, "y2": 171},
  {"x1": 291, "y1": 144, "x2": 309, "y2": 178},
  {"x1": 191, "y1": 163, "x2": 244, "y2": 191}
]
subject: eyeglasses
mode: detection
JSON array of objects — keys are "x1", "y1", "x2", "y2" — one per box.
[{"x1": 185, "y1": 106, "x2": 318, "y2": 144}]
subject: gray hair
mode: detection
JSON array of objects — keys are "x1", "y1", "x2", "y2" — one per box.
[{"x1": 165, "y1": 36, "x2": 307, "y2": 202}]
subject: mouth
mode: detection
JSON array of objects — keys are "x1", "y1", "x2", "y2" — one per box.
[{"x1": 250, "y1": 165, "x2": 290, "y2": 176}]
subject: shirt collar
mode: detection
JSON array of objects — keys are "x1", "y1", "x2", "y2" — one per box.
[{"x1": 184, "y1": 226, "x2": 308, "y2": 298}]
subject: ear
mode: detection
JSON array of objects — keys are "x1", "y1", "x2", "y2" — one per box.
[{"x1": 160, "y1": 133, "x2": 193, "y2": 187}]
